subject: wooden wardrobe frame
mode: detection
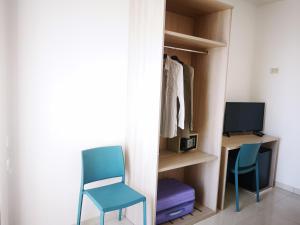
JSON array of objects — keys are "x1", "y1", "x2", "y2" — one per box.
[{"x1": 126, "y1": 1, "x2": 233, "y2": 225}]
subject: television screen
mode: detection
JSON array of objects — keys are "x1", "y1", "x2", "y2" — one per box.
[{"x1": 223, "y1": 102, "x2": 265, "y2": 133}]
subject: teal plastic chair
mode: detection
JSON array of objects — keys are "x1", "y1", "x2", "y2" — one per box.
[
  {"x1": 77, "y1": 146, "x2": 146, "y2": 225},
  {"x1": 228, "y1": 143, "x2": 261, "y2": 212}
]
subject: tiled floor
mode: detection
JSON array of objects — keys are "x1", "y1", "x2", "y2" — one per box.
[
  {"x1": 197, "y1": 185, "x2": 300, "y2": 225},
  {"x1": 91, "y1": 185, "x2": 300, "y2": 225}
]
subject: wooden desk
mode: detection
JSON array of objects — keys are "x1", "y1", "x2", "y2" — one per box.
[{"x1": 217, "y1": 134, "x2": 279, "y2": 210}]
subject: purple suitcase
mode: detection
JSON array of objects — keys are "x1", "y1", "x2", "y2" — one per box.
[{"x1": 156, "y1": 179, "x2": 195, "y2": 224}]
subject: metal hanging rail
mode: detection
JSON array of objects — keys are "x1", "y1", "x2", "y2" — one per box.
[{"x1": 164, "y1": 45, "x2": 208, "y2": 55}]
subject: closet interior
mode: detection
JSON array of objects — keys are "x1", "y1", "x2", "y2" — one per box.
[{"x1": 158, "y1": 0, "x2": 233, "y2": 224}]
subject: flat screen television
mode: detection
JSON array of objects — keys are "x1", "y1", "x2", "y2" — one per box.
[{"x1": 223, "y1": 102, "x2": 265, "y2": 134}]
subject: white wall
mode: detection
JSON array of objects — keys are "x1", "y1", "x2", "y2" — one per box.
[
  {"x1": 222, "y1": 0, "x2": 257, "y2": 101},
  {"x1": 252, "y1": 0, "x2": 300, "y2": 191},
  {"x1": 9, "y1": 0, "x2": 129, "y2": 225},
  {"x1": 0, "y1": 0, "x2": 8, "y2": 224},
  {"x1": 224, "y1": 0, "x2": 300, "y2": 191}
]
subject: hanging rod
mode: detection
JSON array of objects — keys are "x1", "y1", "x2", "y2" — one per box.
[{"x1": 164, "y1": 45, "x2": 208, "y2": 55}]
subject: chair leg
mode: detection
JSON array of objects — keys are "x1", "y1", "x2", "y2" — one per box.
[
  {"x1": 77, "y1": 191, "x2": 83, "y2": 225},
  {"x1": 118, "y1": 209, "x2": 122, "y2": 221},
  {"x1": 143, "y1": 200, "x2": 147, "y2": 225},
  {"x1": 235, "y1": 172, "x2": 240, "y2": 212},
  {"x1": 256, "y1": 163, "x2": 260, "y2": 202},
  {"x1": 100, "y1": 212, "x2": 104, "y2": 225}
]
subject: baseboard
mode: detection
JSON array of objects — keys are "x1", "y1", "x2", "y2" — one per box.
[
  {"x1": 78, "y1": 216, "x2": 99, "y2": 225},
  {"x1": 275, "y1": 181, "x2": 300, "y2": 196},
  {"x1": 74, "y1": 211, "x2": 126, "y2": 225}
]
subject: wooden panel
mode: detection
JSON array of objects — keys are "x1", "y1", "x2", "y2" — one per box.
[
  {"x1": 185, "y1": 9, "x2": 232, "y2": 210},
  {"x1": 166, "y1": 0, "x2": 233, "y2": 17},
  {"x1": 158, "y1": 168, "x2": 185, "y2": 182},
  {"x1": 195, "y1": 12, "x2": 230, "y2": 42},
  {"x1": 165, "y1": 30, "x2": 226, "y2": 51},
  {"x1": 159, "y1": 137, "x2": 168, "y2": 151},
  {"x1": 126, "y1": 0, "x2": 165, "y2": 225},
  {"x1": 222, "y1": 134, "x2": 279, "y2": 151},
  {"x1": 217, "y1": 147, "x2": 229, "y2": 209},
  {"x1": 165, "y1": 11, "x2": 195, "y2": 35},
  {"x1": 159, "y1": 150, "x2": 217, "y2": 172}
]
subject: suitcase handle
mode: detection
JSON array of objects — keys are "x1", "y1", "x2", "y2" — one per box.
[{"x1": 168, "y1": 208, "x2": 185, "y2": 217}]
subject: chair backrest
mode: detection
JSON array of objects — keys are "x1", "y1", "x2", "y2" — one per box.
[
  {"x1": 81, "y1": 146, "x2": 125, "y2": 185},
  {"x1": 236, "y1": 143, "x2": 261, "y2": 168}
]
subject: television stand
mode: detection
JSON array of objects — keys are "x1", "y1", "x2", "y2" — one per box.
[
  {"x1": 219, "y1": 134, "x2": 279, "y2": 210},
  {"x1": 253, "y1": 131, "x2": 265, "y2": 137}
]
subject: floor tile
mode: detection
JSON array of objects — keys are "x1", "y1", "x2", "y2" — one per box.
[
  {"x1": 98, "y1": 188, "x2": 300, "y2": 225},
  {"x1": 197, "y1": 187, "x2": 300, "y2": 225}
]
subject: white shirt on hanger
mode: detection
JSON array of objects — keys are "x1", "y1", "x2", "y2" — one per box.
[{"x1": 160, "y1": 56, "x2": 185, "y2": 138}]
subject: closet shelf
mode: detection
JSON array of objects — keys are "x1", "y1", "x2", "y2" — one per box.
[
  {"x1": 160, "y1": 202, "x2": 215, "y2": 225},
  {"x1": 158, "y1": 150, "x2": 217, "y2": 173},
  {"x1": 164, "y1": 30, "x2": 226, "y2": 51}
]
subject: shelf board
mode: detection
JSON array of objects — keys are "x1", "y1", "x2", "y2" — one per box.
[
  {"x1": 166, "y1": 0, "x2": 233, "y2": 16},
  {"x1": 158, "y1": 150, "x2": 217, "y2": 173},
  {"x1": 222, "y1": 134, "x2": 279, "y2": 151},
  {"x1": 164, "y1": 30, "x2": 226, "y2": 51},
  {"x1": 160, "y1": 202, "x2": 215, "y2": 225}
]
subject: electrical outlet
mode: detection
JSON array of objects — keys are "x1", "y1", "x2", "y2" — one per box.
[
  {"x1": 5, "y1": 136, "x2": 9, "y2": 148},
  {"x1": 6, "y1": 159, "x2": 10, "y2": 171},
  {"x1": 270, "y1": 68, "x2": 279, "y2": 74}
]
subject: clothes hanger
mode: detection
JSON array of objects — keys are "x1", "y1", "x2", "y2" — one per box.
[{"x1": 171, "y1": 55, "x2": 184, "y2": 65}]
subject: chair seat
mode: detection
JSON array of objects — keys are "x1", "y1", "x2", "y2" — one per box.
[{"x1": 85, "y1": 182, "x2": 146, "y2": 212}]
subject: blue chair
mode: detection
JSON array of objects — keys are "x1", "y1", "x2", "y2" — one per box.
[
  {"x1": 77, "y1": 146, "x2": 146, "y2": 225},
  {"x1": 228, "y1": 143, "x2": 261, "y2": 212}
]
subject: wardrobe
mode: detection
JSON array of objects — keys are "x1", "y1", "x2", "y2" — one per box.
[{"x1": 126, "y1": 1, "x2": 233, "y2": 225}]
